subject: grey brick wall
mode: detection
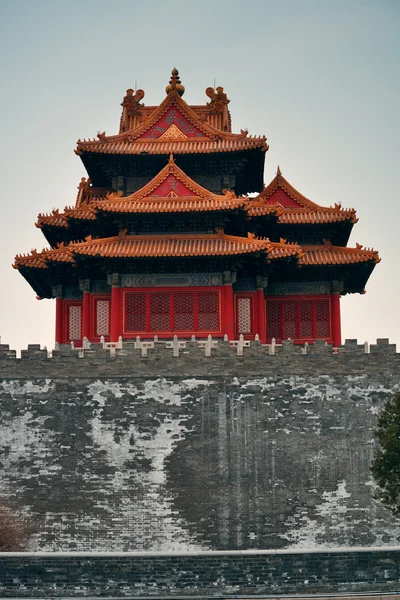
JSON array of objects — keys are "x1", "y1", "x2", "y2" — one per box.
[
  {"x1": 1, "y1": 548, "x2": 400, "y2": 597},
  {"x1": 0, "y1": 338, "x2": 399, "y2": 552}
]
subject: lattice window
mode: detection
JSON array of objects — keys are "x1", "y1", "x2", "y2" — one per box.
[
  {"x1": 283, "y1": 301, "x2": 297, "y2": 339},
  {"x1": 237, "y1": 297, "x2": 252, "y2": 334},
  {"x1": 267, "y1": 297, "x2": 331, "y2": 341},
  {"x1": 267, "y1": 301, "x2": 281, "y2": 339},
  {"x1": 315, "y1": 300, "x2": 330, "y2": 337},
  {"x1": 68, "y1": 305, "x2": 82, "y2": 341},
  {"x1": 299, "y1": 301, "x2": 313, "y2": 338},
  {"x1": 95, "y1": 300, "x2": 110, "y2": 336},
  {"x1": 125, "y1": 293, "x2": 146, "y2": 332},
  {"x1": 198, "y1": 292, "x2": 219, "y2": 331},
  {"x1": 150, "y1": 294, "x2": 171, "y2": 331},
  {"x1": 173, "y1": 293, "x2": 195, "y2": 331}
]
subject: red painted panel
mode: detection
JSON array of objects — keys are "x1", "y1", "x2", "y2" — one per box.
[
  {"x1": 174, "y1": 292, "x2": 195, "y2": 330},
  {"x1": 256, "y1": 289, "x2": 267, "y2": 343},
  {"x1": 223, "y1": 284, "x2": 235, "y2": 341},
  {"x1": 315, "y1": 300, "x2": 330, "y2": 337},
  {"x1": 331, "y1": 293, "x2": 341, "y2": 348},
  {"x1": 266, "y1": 301, "x2": 281, "y2": 340},
  {"x1": 64, "y1": 300, "x2": 83, "y2": 343},
  {"x1": 125, "y1": 293, "x2": 146, "y2": 332},
  {"x1": 55, "y1": 298, "x2": 64, "y2": 344},
  {"x1": 150, "y1": 294, "x2": 171, "y2": 331},
  {"x1": 234, "y1": 293, "x2": 256, "y2": 338},
  {"x1": 140, "y1": 106, "x2": 206, "y2": 139},
  {"x1": 82, "y1": 292, "x2": 91, "y2": 341},
  {"x1": 110, "y1": 287, "x2": 121, "y2": 342},
  {"x1": 122, "y1": 287, "x2": 222, "y2": 337},
  {"x1": 265, "y1": 189, "x2": 302, "y2": 208},
  {"x1": 283, "y1": 300, "x2": 296, "y2": 338},
  {"x1": 299, "y1": 300, "x2": 313, "y2": 338},
  {"x1": 266, "y1": 295, "x2": 332, "y2": 344},
  {"x1": 198, "y1": 292, "x2": 219, "y2": 331},
  {"x1": 91, "y1": 295, "x2": 111, "y2": 341},
  {"x1": 145, "y1": 174, "x2": 194, "y2": 198}
]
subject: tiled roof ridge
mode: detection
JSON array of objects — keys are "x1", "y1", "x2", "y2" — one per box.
[
  {"x1": 246, "y1": 203, "x2": 359, "y2": 225},
  {"x1": 111, "y1": 195, "x2": 239, "y2": 203},
  {"x1": 302, "y1": 240, "x2": 379, "y2": 253},
  {"x1": 257, "y1": 169, "x2": 357, "y2": 214},
  {"x1": 74, "y1": 137, "x2": 268, "y2": 156},
  {"x1": 256, "y1": 169, "x2": 318, "y2": 209},
  {"x1": 13, "y1": 242, "x2": 72, "y2": 269},
  {"x1": 108, "y1": 156, "x2": 208, "y2": 201},
  {"x1": 76, "y1": 91, "x2": 266, "y2": 149},
  {"x1": 73, "y1": 229, "x2": 266, "y2": 245},
  {"x1": 300, "y1": 241, "x2": 381, "y2": 265},
  {"x1": 248, "y1": 202, "x2": 356, "y2": 215},
  {"x1": 101, "y1": 155, "x2": 240, "y2": 204},
  {"x1": 36, "y1": 209, "x2": 68, "y2": 229},
  {"x1": 95, "y1": 198, "x2": 245, "y2": 215},
  {"x1": 14, "y1": 229, "x2": 307, "y2": 270},
  {"x1": 14, "y1": 234, "x2": 380, "y2": 270}
]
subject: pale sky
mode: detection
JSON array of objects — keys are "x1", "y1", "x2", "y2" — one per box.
[{"x1": 0, "y1": 0, "x2": 398, "y2": 351}]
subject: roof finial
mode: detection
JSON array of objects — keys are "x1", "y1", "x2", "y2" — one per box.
[
  {"x1": 277, "y1": 165, "x2": 282, "y2": 176},
  {"x1": 169, "y1": 153, "x2": 175, "y2": 165},
  {"x1": 166, "y1": 68, "x2": 185, "y2": 96}
]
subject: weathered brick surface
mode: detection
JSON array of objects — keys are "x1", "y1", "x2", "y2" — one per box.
[
  {"x1": 0, "y1": 339, "x2": 399, "y2": 552},
  {"x1": 0, "y1": 549, "x2": 400, "y2": 597}
]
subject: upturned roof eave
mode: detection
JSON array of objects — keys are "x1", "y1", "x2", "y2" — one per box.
[{"x1": 76, "y1": 89, "x2": 267, "y2": 154}]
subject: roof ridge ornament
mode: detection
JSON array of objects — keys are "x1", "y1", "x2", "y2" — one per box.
[
  {"x1": 165, "y1": 68, "x2": 185, "y2": 96},
  {"x1": 277, "y1": 165, "x2": 282, "y2": 176},
  {"x1": 205, "y1": 85, "x2": 230, "y2": 114},
  {"x1": 76, "y1": 177, "x2": 92, "y2": 207},
  {"x1": 119, "y1": 88, "x2": 145, "y2": 133},
  {"x1": 222, "y1": 188, "x2": 236, "y2": 199}
]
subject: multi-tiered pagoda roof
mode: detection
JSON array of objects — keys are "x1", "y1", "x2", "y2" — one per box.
[{"x1": 14, "y1": 69, "x2": 379, "y2": 347}]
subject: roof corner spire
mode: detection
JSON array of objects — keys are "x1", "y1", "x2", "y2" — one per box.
[
  {"x1": 276, "y1": 165, "x2": 282, "y2": 177},
  {"x1": 166, "y1": 68, "x2": 185, "y2": 96},
  {"x1": 168, "y1": 153, "x2": 175, "y2": 165}
]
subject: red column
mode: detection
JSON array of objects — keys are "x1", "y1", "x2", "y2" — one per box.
[
  {"x1": 331, "y1": 292, "x2": 341, "y2": 348},
  {"x1": 55, "y1": 298, "x2": 64, "y2": 344},
  {"x1": 256, "y1": 288, "x2": 267, "y2": 343},
  {"x1": 223, "y1": 284, "x2": 235, "y2": 340},
  {"x1": 110, "y1": 285, "x2": 121, "y2": 342},
  {"x1": 82, "y1": 292, "x2": 91, "y2": 341}
]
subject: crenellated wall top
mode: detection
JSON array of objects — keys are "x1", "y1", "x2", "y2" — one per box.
[{"x1": 0, "y1": 337, "x2": 398, "y2": 378}]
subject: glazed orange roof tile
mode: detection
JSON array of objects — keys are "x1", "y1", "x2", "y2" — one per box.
[
  {"x1": 64, "y1": 206, "x2": 97, "y2": 221},
  {"x1": 256, "y1": 167, "x2": 321, "y2": 209},
  {"x1": 247, "y1": 203, "x2": 358, "y2": 224},
  {"x1": 72, "y1": 232, "x2": 271, "y2": 259},
  {"x1": 15, "y1": 233, "x2": 380, "y2": 271},
  {"x1": 76, "y1": 138, "x2": 267, "y2": 156},
  {"x1": 36, "y1": 211, "x2": 68, "y2": 229},
  {"x1": 96, "y1": 197, "x2": 243, "y2": 214},
  {"x1": 14, "y1": 231, "x2": 304, "y2": 269},
  {"x1": 37, "y1": 157, "x2": 246, "y2": 228},
  {"x1": 76, "y1": 86, "x2": 267, "y2": 157},
  {"x1": 300, "y1": 243, "x2": 380, "y2": 266},
  {"x1": 14, "y1": 244, "x2": 73, "y2": 269},
  {"x1": 93, "y1": 156, "x2": 245, "y2": 214},
  {"x1": 277, "y1": 208, "x2": 357, "y2": 225},
  {"x1": 246, "y1": 167, "x2": 358, "y2": 225}
]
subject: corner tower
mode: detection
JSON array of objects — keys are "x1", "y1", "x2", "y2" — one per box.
[{"x1": 14, "y1": 69, "x2": 379, "y2": 348}]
